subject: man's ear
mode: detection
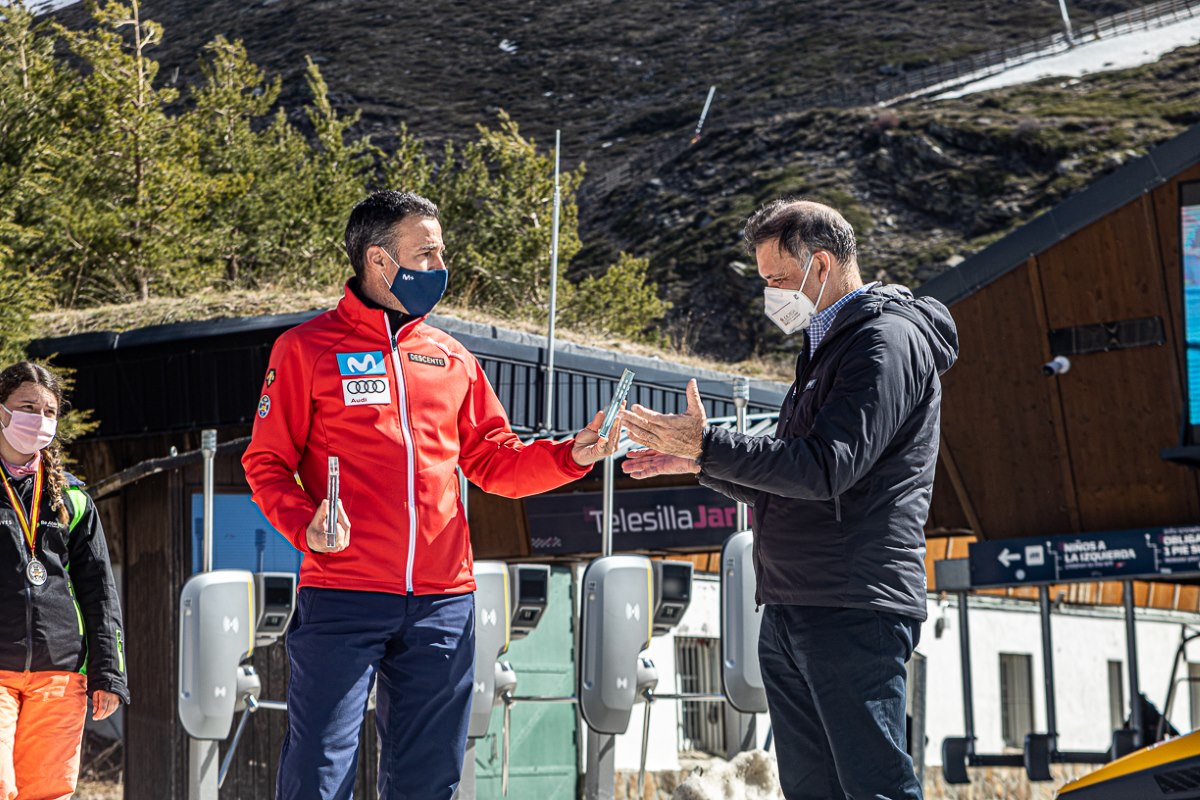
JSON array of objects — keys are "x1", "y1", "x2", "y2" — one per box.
[
  {"x1": 814, "y1": 250, "x2": 832, "y2": 284},
  {"x1": 365, "y1": 244, "x2": 383, "y2": 273}
]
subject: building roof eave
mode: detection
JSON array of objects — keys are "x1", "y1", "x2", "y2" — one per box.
[{"x1": 916, "y1": 121, "x2": 1200, "y2": 307}]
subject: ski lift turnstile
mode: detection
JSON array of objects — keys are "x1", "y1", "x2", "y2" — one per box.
[
  {"x1": 457, "y1": 562, "x2": 551, "y2": 799},
  {"x1": 179, "y1": 431, "x2": 297, "y2": 800}
]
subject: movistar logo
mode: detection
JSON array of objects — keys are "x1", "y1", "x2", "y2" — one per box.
[{"x1": 337, "y1": 351, "x2": 386, "y2": 376}]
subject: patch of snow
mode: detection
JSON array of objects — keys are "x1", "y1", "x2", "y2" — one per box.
[
  {"x1": 498, "y1": 39, "x2": 518, "y2": 54},
  {"x1": 938, "y1": 14, "x2": 1200, "y2": 98},
  {"x1": 671, "y1": 751, "x2": 783, "y2": 800},
  {"x1": 3, "y1": 0, "x2": 82, "y2": 14}
]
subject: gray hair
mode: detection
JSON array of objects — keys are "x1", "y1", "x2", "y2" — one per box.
[{"x1": 742, "y1": 199, "x2": 858, "y2": 266}]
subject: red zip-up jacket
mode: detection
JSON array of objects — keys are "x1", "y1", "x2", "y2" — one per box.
[{"x1": 242, "y1": 284, "x2": 590, "y2": 595}]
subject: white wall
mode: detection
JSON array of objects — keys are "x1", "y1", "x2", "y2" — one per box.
[{"x1": 919, "y1": 595, "x2": 1198, "y2": 763}]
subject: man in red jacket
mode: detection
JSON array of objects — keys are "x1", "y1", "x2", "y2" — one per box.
[{"x1": 243, "y1": 190, "x2": 620, "y2": 800}]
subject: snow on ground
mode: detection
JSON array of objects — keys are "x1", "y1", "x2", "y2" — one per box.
[
  {"x1": 938, "y1": 13, "x2": 1200, "y2": 98},
  {"x1": 672, "y1": 751, "x2": 784, "y2": 800},
  {"x1": 2, "y1": 0, "x2": 82, "y2": 14}
]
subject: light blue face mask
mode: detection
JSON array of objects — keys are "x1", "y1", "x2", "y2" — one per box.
[{"x1": 380, "y1": 250, "x2": 448, "y2": 317}]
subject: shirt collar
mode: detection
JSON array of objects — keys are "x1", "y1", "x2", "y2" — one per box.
[
  {"x1": 337, "y1": 280, "x2": 424, "y2": 342},
  {"x1": 807, "y1": 282, "x2": 879, "y2": 356}
]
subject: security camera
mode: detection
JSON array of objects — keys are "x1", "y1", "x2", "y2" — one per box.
[{"x1": 1042, "y1": 355, "x2": 1071, "y2": 377}]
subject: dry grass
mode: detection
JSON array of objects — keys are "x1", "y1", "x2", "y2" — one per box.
[{"x1": 34, "y1": 288, "x2": 795, "y2": 383}]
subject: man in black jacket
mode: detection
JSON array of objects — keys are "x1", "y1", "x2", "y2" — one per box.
[{"x1": 624, "y1": 199, "x2": 958, "y2": 800}]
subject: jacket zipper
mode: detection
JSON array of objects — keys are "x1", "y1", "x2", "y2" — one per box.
[
  {"x1": 383, "y1": 315, "x2": 420, "y2": 594},
  {"x1": 23, "y1": 580, "x2": 33, "y2": 672},
  {"x1": 834, "y1": 495, "x2": 842, "y2": 523},
  {"x1": 11, "y1": 478, "x2": 35, "y2": 672}
]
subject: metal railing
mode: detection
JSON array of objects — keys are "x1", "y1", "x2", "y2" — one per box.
[{"x1": 849, "y1": 0, "x2": 1200, "y2": 106}]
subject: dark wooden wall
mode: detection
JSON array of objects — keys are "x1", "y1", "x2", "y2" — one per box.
[
  {"x1": 935, "y1": 164, "x2": 1200, "y2": 543},
  {"x1": 111, "y1": 470, "x2": 188, "y2": 800}
]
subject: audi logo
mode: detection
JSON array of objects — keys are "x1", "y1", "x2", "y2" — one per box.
[{"x1": 346, "y1": 379, "x2": 386, "y2": 394}]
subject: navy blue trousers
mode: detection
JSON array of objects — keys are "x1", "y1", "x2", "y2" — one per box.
[
  {"x1": 759, "y1": 605, "x2": 923, "y2": 800},
  {"x1": 277, "y1": 588, "x2": 475, "y2": 800}
]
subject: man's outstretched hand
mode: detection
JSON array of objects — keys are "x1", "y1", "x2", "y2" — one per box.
[
  {"x1": 624, "y1": 379, "x2": 706, "y2": 460},
  {"x1": 621, "y1": 448, "x2": 700, "y2": 479},
  {"x1": 571, "y1": 405, "x2": 625, "y2": 467}
]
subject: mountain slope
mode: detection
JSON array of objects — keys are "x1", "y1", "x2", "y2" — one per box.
[{"x1": 52, "y1": 0, "x2": 1190, "y2": 361}]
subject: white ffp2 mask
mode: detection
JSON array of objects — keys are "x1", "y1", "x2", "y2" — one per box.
[{"x1": 764, "y1": 253, "x2": 827, "y2": 335}]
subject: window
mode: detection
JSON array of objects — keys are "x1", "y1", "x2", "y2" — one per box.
[
  {"x1": 1181, "y1": 181, "x2": 1200, "y2": 440},
  {"x1": 999, "y1": 653, "x2": 1035, "y2": 749},
  {"x1": 190, "y1": 493, "x2": 302, "y2": 575},
  {"x1": 675, "y1": 637, "x2": 725, "y2": 756},
  {"x1": 1108, "y1": 661, "x2": 1125, "y2": 731}
]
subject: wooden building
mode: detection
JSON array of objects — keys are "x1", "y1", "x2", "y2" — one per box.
[{"x1": 917, "y1": 121, "x2": 1200, "y2": 611}]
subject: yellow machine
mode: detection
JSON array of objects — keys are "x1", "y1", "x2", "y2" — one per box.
[{"x1": 1056, "y1": 729, "x2": 1200, "y2": 799}]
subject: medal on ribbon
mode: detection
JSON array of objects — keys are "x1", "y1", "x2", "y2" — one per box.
[{"x1": 3, "y1": 464, "x2": 47, "y2": 586}]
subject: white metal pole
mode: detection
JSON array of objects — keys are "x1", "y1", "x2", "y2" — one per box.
[
  {"x1": 692, "y1": 86, "x2": 717, "y2": 143},
  {"x1": 732, "y1": 378, "x2": 749, "y2": 531},
  {"x1": 601, "y1": 457, "x2": 614, "y2": 558},
  {"x1": 201, "y1": 429, "x2": 217, "y2": 572},
  {"x1": 193, "y1": 433, "x2": 219, "y2": 800},
  {"x1": 1057, "y1": 0, "x2": 1074, "y2": 42},
  {"x1": 544, "y1": 130, "x2": 562, "y2": 432}
]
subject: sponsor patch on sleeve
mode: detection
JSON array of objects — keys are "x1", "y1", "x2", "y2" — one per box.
[
  {"x1": 336, "y1": 351, "x2": 387, "y2": 376},
  {"x1": 257, "y1": 395, "x2": 271, "y2": 418},
  {"x1": 342, "y1": 378, "x2": 391, "y2": 406},
  {"x1": 265, "y1": 368, "x2": 277, "y2": 387},
  {"x1": 407, "y1": 352, "x2": 447, "y2": 367}
]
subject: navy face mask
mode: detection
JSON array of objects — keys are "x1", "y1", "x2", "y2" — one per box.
[{"x1": 380, "y1": 250, "x2": 448, "y2": 317}]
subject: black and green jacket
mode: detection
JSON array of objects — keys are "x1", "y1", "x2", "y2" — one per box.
[{"x1": 0, "y1": 470, "x2": 129, "y2": 702}]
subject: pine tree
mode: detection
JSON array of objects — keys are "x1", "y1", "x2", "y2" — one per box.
[
  {"x1": 187, "y1": 36, "x2": 282, "y2": 286},
  {"x1": 47, "y1": 0, "x2": 213, "y2": 304},
  {"x1": 0, "y1": 1, "x2": 57, "y2": 358},
  {"x1": 560, "y1": 252, "x2": 671, "y2": 342},
  {"x1": 424, "y1": 112, "x2": 586, "y2": 315}
]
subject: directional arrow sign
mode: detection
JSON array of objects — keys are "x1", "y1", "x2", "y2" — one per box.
[{"x1": 968, "y1": 527, "x2": 1178, "y2": 588}]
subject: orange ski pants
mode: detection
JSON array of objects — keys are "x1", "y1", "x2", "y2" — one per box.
[{"x1": 0, "y1": 671, "x2": 87, "y2": 800}]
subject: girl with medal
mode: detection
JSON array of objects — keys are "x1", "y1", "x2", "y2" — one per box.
[{"x1": 0, "y1": 362, "x2": 129, "y2": 800}]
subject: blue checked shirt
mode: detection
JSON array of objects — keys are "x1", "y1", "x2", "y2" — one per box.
[{"x1": 807, "y1": 282, "x2": 880, "y2": 358}]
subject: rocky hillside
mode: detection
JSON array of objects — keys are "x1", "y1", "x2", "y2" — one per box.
[
  {"x1": 52, "y1": 0, "x2": 1192, "y2": 360},
  {"x1": 580, "y1": 43, "x2": 1200, "y2": 358}
]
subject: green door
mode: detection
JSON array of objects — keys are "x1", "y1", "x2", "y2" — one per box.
[{"x1": 473, "y1": 566, "x2": 578, "y2": 799}]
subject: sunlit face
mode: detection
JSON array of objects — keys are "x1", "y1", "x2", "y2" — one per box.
[
  {"x1": 370, "y1": 216, "x2": 447, "y2": 278},
  {"x1": 0, "y1": 382, "x2": 58, "y2": 428},
  {"x1": 755, "y1": 241, "x2": 830, "y2": 306},
  {"x1": 361, "y1": 216, "x2": 448, "y2": 312}
]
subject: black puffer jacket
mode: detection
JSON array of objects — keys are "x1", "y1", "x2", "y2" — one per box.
[
  {"x1": 699, "y1": 284, "x2": 958, "y2": 621},
  {"x1": 0, "y1": 471, "x2": 129, "y2": 702}
]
